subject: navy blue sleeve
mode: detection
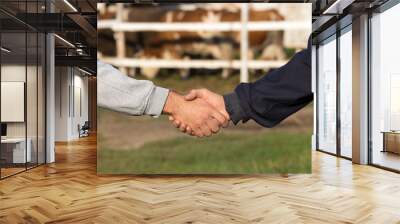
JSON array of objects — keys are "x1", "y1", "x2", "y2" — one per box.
[{"x1": 223, "y1": 39, "x2": 313, "y2": 128}]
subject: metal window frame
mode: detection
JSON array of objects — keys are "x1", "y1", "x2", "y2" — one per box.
[
  {"x1": 314, "y1": 0, "x2": 400, "y2": 173},
  {"x1": 315, "y1": 33, "x2": 339, "y2": 156},
  {"x1": 337, "y1": 23, "x2": 353, "y2": 160},
  {"x1": 367, "y1": 0, "x2": 400, "y2": 173},
  {"x1": 314, "y1": 16, "x2": 353, "y2": 161}
]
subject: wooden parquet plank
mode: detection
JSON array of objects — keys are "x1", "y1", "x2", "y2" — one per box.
[{"x1": 0, "y1": 135, "x2": 399, "y2": 223}]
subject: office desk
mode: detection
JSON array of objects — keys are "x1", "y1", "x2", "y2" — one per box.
[
  {"x1": 382, "y1": 131, "x2": 400, "y2": 155},
  {"x1": 1, "y1": 138, "x2": 31, "y2": 163}
]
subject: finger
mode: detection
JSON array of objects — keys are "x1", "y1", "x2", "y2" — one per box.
[
  {"x1": 177, "y1": 122, "x2": 186, "y2": 130},
  {"x1": 193, "y1": 127, "x2": 204, "y2": 137},
  {"x1": 184, "y1": 89, "x2": 198, "y2": 101},
  {"x1": 185, "y1": 126, "x2": 192, "y2": 135},
  {"x1": 179, "y1": 124, "x2": 187, "y2": 132},
  {"x1": 173, "y1": 120, "x2": 180, "y2": 128},
  {"x1": 222, "y1": 120, "x2": 230, "y2": 128},
  {"x1": 207, "y1": 118, "x2": 220, "y2": 133},
  {"x1": 200, "y1": 125, "x2": 212, "y2": 137},
  {"x1": 210, "y1": 111, "x2": 227, "y2": 127},
  {"x1": 221, "y1": 116, "x2": 229, "y2": 127},
  {"x1": 169, "y1": 116, "x2": 175, "y2": 121},
  {"x1": 188, "y1": 127, "x2": 196, "y2": 136},
  {"x1": 220, "y1": 110, "x2": 230, "y2": 121}
]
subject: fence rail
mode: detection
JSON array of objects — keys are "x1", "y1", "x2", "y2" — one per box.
[
  {"x1": 100, "y1": 58, "x2": 288, "y2": 69},
  {"x1": 98, "y1": 20, "x2": 310, "y2": 32}
]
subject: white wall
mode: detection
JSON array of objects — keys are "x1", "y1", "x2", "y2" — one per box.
[
  {"x1": 55, "y1": 67, "x2": 89, "y2": 141},
  {"x1": 1, "y1": 63, "x2": 46, "y2": 164},
  {"x1": 1, "y1": 65, "x2": 29, "y2": 138},
  {"x1": 73, "y1": 73, "x2": 89, "y2": 137},
  {"x1": 55, "y1": 66, "x2": 70, "y2": 141}
]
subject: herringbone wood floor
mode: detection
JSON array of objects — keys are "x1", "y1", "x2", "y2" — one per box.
[{"x1": 1, "y1": 135, "x2": 400, "y2": 224}]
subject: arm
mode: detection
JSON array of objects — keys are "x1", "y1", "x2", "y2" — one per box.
[
  {"x1": 224, "y1": 39, "x2": 313, "y2": 128},
  {"x1": 97, "y1": 61, "x2": 169, "y2": 117},
  {"x1": 97, "y1": 61, "x2": 227, "y2": 137}
]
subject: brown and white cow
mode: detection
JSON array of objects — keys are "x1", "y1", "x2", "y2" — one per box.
[{"x1": 136, "y1": 7, "x2": 286, "y2": 79}]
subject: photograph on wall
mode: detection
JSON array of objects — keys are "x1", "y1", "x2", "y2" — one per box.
[{"x1": 97, "y1": 3, "x2": 312, "y2": 174}]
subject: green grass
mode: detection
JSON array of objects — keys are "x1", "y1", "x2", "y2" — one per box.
[
  {"x1": 140, "y1": 71, "x2": 268, "y2": 95},
  {"x1": 98, "y1": 132, "x2": 311, "y2": 174},
  {"x1": 151, "y1": 72, "x2": 240, "y2": 94}
]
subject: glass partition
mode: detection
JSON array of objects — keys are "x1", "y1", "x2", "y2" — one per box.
[
  {"x1": 370, "y1": 3, "x2": 400, "y2": 171},
  {"x1": 317, "y1": 36, "x2": 337, "y2": 154},
  {"x1": 0, "y1": 31, "x2": 28, "y2": 177},
  {"x1": 26, "y1": 0, "x2": 46, "y2": 169},
  {"x1": 339, "y1": 28, "x2": 352, "y2": 158},
  {"x1": 27, "y1": 31, "x2": 38, "y2": 169},
  {"x1": 38, "y1": 32, "x2": 45, "y2": 165},
  {"x1": 0, "y1": 0, "x2": 46, "y2": 179}
]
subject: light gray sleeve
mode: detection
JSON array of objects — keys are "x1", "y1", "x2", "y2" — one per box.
[{"x1": 97, "y1": 61, "x2": 169, "y2": 117}]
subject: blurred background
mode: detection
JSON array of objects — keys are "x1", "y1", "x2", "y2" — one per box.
[{"x1": 97, "y1": 3, "x2": 312, "y2": 174}]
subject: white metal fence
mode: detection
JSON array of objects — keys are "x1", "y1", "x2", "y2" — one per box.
[{"x1": 97, "y1": 4, "x2": 310, "y2": 82}]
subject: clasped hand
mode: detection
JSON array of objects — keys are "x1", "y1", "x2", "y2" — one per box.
[{"x1": 163, "y1": 89, "x2": 229, "y2": 137}]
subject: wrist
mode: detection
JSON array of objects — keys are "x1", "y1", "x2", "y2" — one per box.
[
  {"x1": 219, "y1": 97, "x2": 230, "y2": 120},
  {"x1": 223, "y1": 92, "x2": 245, "y2": 125},
  {"x1": 163, "y1": 91, "x2": 183, "y2": 114}
]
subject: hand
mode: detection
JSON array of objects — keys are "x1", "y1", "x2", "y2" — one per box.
[
  {"x1": 170, "y1": 88, "x2": 230, "y2": 135},
  {"x1": 163, "y1": 91, "x2": 227, "y2": 137}
]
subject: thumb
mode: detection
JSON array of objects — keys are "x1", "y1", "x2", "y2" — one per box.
[{"x1": 184, "y1": 89, "x2": 199, "y2": 101}]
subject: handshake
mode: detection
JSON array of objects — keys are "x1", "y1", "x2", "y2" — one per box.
[{"x1": 163, "y1": 89, "x2": 230, "y2": 137}]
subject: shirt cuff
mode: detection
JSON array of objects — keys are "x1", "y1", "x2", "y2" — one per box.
[
  {"x1": 223, "y1": 92, "x2": 246, "y2": 125},
  {"x1": 145, "y1": 86, "x2": 169, "y2": 117}
]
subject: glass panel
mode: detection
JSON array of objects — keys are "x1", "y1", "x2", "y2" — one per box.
[
  {"x1": 339, "y1": 29, "x2": 352, "y2": 158},
  {"x1": 26, "y1": 0, "x2": 39, "y2": 169},
  {"x1": 27, "y1": 31, "x2": 38, "y2": 169},
  {"x1": 0, "y1": 5, "x2": 2, "y2": 179},
  {"x1": 317, "y1": 37, "x2": 337, "y2": 154},
  {"x1": 0, "y1": 19, "x2": 2, "y2": 179},
  {"x1": 0, "y1": 0, "x2": 46, "y2": 178},
  {"x1": 371, "y1": 4, "x2": 400, "y2": 171},
  {"x1": 1, "y1": 31, "x2": 27, "y2": 177},
  {"x1": 38, "y1": 32, "x2": 45, "y2": 165}
]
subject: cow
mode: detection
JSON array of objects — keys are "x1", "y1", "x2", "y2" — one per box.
[
  {"x1": 134, "y1": 45, "x2": 188, "y2": 79},
  {"x1": 135, "y1": 7, "x2": 286, "y2": 79}
]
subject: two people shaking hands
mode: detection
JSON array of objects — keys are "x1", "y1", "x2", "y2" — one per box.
[{"x1": 98, "y1": 39, "x2": 312, "y2": 137}]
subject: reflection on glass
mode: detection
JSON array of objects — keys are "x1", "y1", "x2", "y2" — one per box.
[
  {"x1": 1, "y1": 31, "x2": 27, "y2": 177},
  {"x1": 340, "y1": 29, "x2": 352, "y2": 158},
  {"x1": 371, "y1": 3, "x2": 400, "y2": 171},
  {"x1": 0, "y1": 0, "x2": 47, "y2": 179},
  {"x1": 317, "y1": 37, "x2": 337, "y2": 154},
  {"x1": 390, "y1": 75, "x2": 400, "y2": 131}
]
